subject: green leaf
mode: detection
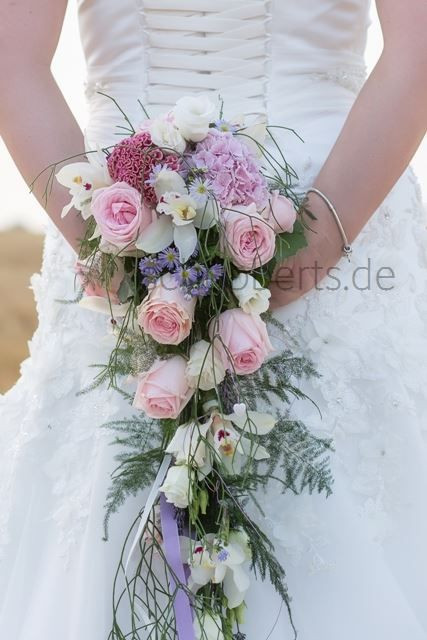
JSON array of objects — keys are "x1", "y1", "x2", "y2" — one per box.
[
  {"x1": 275, "y1": 220, "x2": 307, "y2": 262},
  {"x1": 117, "y1": 275, "x2": 135, "y2": 303}
]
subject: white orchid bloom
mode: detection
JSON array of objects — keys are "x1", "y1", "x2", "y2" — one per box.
[
  {"x1": 152, "y1": 168, "x2": 187, "y2": 200},
  {"x1": 157, "y1": 192, "x2": 198, "y2": 226},
  {"x1": 189, "y1": 532, "x2": 251, "y2": 609},
  {"x1": 165, "y1": 420, "x2": 212, "y2": 468},
  {"x1": 193, "y1": 198, "x2": 220, "y2": 230},
  {"x1": 56, "y1": 149, "x2": 112, "y2": 219},
  {"x1": 136, "y1": 191, "x2": 198, "y2": 262},
  {"x1": 225, "y1": 409, "x2": 277, "y2": 437},
  {"x1": 135, "y1": 215, "x2": 174, "y2": 254},
  {"x1": 202, "y1": 409, "x2": 276, "y2": 474}
]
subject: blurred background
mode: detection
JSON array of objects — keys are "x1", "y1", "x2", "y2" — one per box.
[{"x1": 0, "y1": 4, "x2": 426, "y2": 392}]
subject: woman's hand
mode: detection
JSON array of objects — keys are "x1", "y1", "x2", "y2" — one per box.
[
  {"x1": 270, "y1": 197, "x2": 344, "y2": 308},
  {"x1": 0, "y1": 0, "x2": 87, "y2": 252},
  {"x1": 270, "y1": 0, "x2": 427, "y2": 309}
]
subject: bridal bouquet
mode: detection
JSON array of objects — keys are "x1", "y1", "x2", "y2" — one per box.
[{"x1": 53, "y1": 95, "x2": 332, "y2": 640}]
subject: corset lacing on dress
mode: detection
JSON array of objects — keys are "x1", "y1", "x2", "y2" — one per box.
[{"x1": 137, "y1": 0, "x2": 270, "y2": 116}]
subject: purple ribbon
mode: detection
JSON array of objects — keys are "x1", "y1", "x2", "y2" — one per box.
[{"x1": 160, "y1": 494, "x2": 195, "y2": 640}]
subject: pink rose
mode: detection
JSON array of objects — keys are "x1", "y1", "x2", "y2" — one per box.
[
  {"x1": 263, "y1": 191, "x2": 296, "y2": 233},
  {"x1": 210, "y1": 308, "x2": 273, "y2": 375},
  {"x1": 75, "y1": 258, "x2": 125, "y2": 304},
  {"x1": 133, "y1": 356, "x2": 194, "y2": 419},
  {"x1": 221, "y1": 204, "x2": 276, "y2": 271},
  {"x1": 91, "y1": 181, "x2": 153, "y2": 248},
  {"x1": 137, "y1": 273, "x2": 196, "y2": 345}
]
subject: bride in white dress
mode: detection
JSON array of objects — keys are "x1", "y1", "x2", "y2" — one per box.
[{"x1": 1, "y1": 1, "x2": 427, "y2": 638}]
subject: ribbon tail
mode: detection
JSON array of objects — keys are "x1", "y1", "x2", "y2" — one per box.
[
  {"x1": 125, "y1": 454, "x2": 172, "y2": 575},
  {"x1": 160, "y1": 494, "x2": 195, "y2": 640}
]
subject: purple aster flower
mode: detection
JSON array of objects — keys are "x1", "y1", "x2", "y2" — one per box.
[
  {"x1": 188, "y1": 263, "x2": 207, "y2": 282},
  {"x1": 174, "y1": 266, "x2": 193, "y2": 286},
  {"x1": 190, "y1": 284, "x2": 200, "y2": 297},
  {"x1": 188, "y1": 177, "x2": 212, "y2": 206},
  {"x1": 198, "y1": 281, "x2": 212, "y2": 297},
  {"x1": 142, "y1": 274, "x2": 158, "y2": 288},
  {"x1": 145, "y1": 163, "x2": 169, "y2": 187},
  {"x1": 207, "y1": 263, "x2": 224, "y2": 281},
  {"x1": 139, "y1": 256, "x2": 161, "y2": 277},
  {"x1": 157, "y1": 246, "x2": 180, "y2": 271}
]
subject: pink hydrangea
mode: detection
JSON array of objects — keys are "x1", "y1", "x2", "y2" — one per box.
[
  {"x1": 190, "y1": 130, "x2": 268, "y2": 210},
  {"x1": 107, "y1": 130, "x2": 181, "y2": 207}
]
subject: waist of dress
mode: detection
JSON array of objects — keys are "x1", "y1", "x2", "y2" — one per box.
[{"x1": 83, "y1": 47, "x2": 367, "y2": 109}]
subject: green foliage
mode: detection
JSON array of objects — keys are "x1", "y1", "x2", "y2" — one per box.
[
  {"x1": 217, "y1": 475, "x2": 297, "y2": 640},
  {"x1": 102, "y1": 415, "x2": 164, "y2": 538},
  {"x1": 275, "y1": 219, "x2": 308, "y2": 262},
  {"x1": 256, "y1": 416, "x2": 334, "y2": 497},
  {"x1": 239, "y1": 349, "x2": 318, "y2": 408}
]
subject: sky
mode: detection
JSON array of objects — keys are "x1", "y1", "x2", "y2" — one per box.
[{"x1": 0, "y1": 3, "x2": 425, "y2": 233}]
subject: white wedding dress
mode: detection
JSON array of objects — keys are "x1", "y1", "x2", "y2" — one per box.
[{"x1": 1, "y1": 1, "x2": 427, "y2": 638}]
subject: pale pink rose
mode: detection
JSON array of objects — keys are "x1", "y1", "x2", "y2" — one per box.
[
  {"x1": 133, "y1": 356, "x2": 194, "y2": 419},
  {"x1": 137, "y1": 273, "x2": 196, "y2": 345},
  {"x1": 91, "y1": 181, "x2": 153, "y2": 248},
  {"x1": 263, "y1": 191, "x2": 296, "y2": 233},
  {"x1": 75, "y1": 258, "x2": 125, "y2": 304},
  {"x1": 221, "y1": 203, "x2": 276, "y2": 271},
  {"x1": 210, "y1": 308, "x2": 273, "y2": 375}
]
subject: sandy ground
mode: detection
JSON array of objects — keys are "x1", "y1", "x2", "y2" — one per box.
[{"x1": 0, "y1": 229, "x2": 44, "y2": 393}]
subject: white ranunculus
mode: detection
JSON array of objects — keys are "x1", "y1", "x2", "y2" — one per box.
[
  {"x1": 149, "y1": 116, "x2": 187, "y2": 154},
  {"x1": 159, "y1": 464, "x2": 194, "y2": 509},
  {"x1": 173, "y1": 95, "x2": 217, "y2": 142},
  {"x1": 194, "y1": 612, "x2": 224, "y2": 640},
  {"x1": 153, "y1": 168, "x2": 186, "y2": 200},
  {"x1": 186, "y1": 340, "x2": 226, "y2": 391},
  {"x1": 232, "y1": 273, "x2": 271, "y2": 314},
  {"x1": 166, "y1": 420, "x2": 211, "y2": 468}
]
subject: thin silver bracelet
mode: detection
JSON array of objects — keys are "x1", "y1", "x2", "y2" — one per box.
[{"x1": 306, "y1": 188, "x2": 352, "y2": 260}]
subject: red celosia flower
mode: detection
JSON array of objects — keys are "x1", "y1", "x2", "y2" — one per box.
[{"x1": 107, "y1": 130, "x2": 181, "y2": 206}]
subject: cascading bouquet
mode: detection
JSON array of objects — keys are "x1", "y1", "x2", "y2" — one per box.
[{"x1": 52, "y1": 95, "x2": 333, "y2": 640}]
